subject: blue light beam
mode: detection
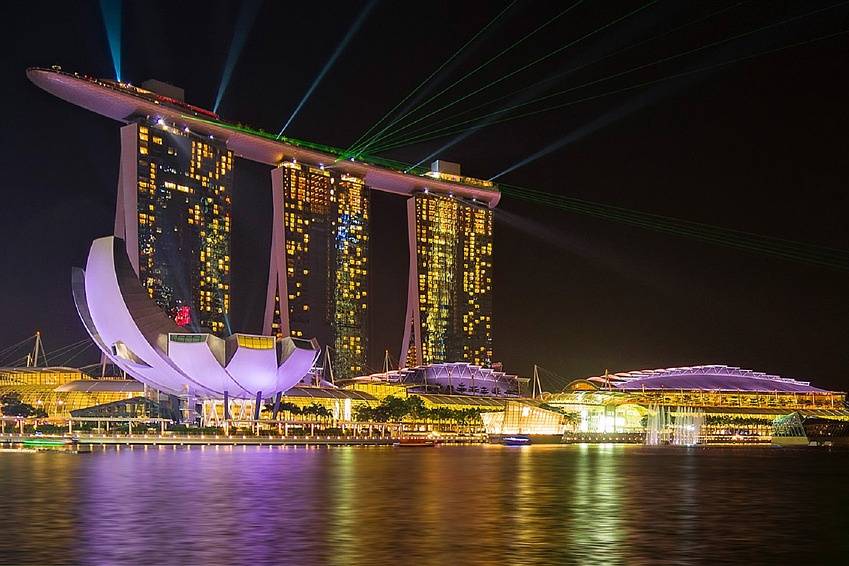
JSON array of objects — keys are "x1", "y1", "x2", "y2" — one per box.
[
  {"x1": 214, "y1": 0, "x2": 263, "y2": 114},
  {"x1": 99, "y1": 0, "x2": 122, "y2": 82},
  {"x1": 490, "y1": 84, "x2": 673, "y2": 181},
  {"x1": 278, "y1": 0, "x2": 378, "y2": 137}
]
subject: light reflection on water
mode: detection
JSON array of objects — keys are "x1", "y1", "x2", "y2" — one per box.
[{"x1": 0, "y1": 445, "x2": 847, "y2": 565}]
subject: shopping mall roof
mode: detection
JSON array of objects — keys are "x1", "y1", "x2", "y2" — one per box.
[{"x1": 591, "y1": 365, "x2": 832, "y2": 394}]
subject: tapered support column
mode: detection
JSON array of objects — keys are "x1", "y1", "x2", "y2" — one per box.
[
  {"x1": 254, "y1": 391, "x2": 263, "y2": 421},
  {"x1": 263, "y1": 167, "x2": 291, "y2": 337},
  {"x1": 272, "y1": 391, "x2": 282, "y2": 420}
]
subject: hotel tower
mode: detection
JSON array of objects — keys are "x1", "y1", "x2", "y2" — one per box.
[
  {"x1": 114, "y1": 108, "x2": 233, "y2": 336},
  {"x1": 400, "y1": 161, "x2": 494, "y2": 368},
  {"x1": 264, "y1": 162, "x2": 370, "y2": 379}
]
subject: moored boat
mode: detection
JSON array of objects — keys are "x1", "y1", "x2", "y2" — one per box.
[
  {"x1": 393, "y1": 437, "x2": 436, "y2": 447},
  {"x1": 22, "y1": 436, "x2": 79, "y2": 448}
]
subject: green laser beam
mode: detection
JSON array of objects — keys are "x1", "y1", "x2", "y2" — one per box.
[
  {"x1": 363, "y1": 0, "x2": 658, "y2": 155},
  {"x1": 378, "y1": 2, "x2": 748, "y2": 148},
  {"x1": 180, "y1": 100, "x2": 849, "y2": 270},
  {"x1": 502, "y1": 184, "x2": 849, "y2": 260},
  {"x1": 367, "y1": 28, "x2": 849, "y2": 154},
  {"x1": 349, "y1": 0, "x2": 586, "y2": 157},
  {"x1": 501, "y1": 187, "x2": 841, "y2": 262},
  {"x1": 501, "y1": 184, "x2": 849, "y2": 270},
  {"x1": 342, "y1": 0, "x2": 518, "y2": 159},
  {"x1": 369, "y1": 1, "x2": 847, "y2": 153},
  {"x1": 504, "y1": 196, "x2": 849, "y2": 270},
  {"x1": 182, "y1": 113, "x2": 434, "y2": 176}
]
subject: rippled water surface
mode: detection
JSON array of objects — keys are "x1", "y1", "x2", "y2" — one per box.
[{"x1": 0, "y1": 445, "x2": 847, "y2": 565}]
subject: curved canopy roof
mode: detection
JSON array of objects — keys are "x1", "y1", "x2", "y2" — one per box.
[{"x1": 602, "y1": 365, "x2": 830, "y2": 393}]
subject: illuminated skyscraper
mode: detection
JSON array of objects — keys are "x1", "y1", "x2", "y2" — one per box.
[
  {"x1": 114, "y1": 119, "x2": 233, "y2": 336},
  {"x1": 265, "y1": 162, "x2": 369, "y2": 379},
  {"x1": 400, "y1": 186, "x2": 494, "y2": 368}
]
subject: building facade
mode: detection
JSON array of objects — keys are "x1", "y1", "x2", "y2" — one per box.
[
  {"x1": 400, "y1": 192, "x2": 494, "y2": 368},
  {"x1": 115, "y1": 120, "x2": 233, "y2": 336},
  {"x1": 264, "y1": 162, "x2": 370, "y2": 379}
]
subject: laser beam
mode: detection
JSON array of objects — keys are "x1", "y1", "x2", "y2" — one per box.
[
  {"x1": 370, "y1": 25, "x2": 848, "y2": 155},
  {"x1": 390, "y1": 2, "x2": 747, "y2": 158},
  {"x1": 214, "y1": 0, "x2": 263, "y2": 114},
  {"x1": 99, "y1": 0, "x2": 122, "y2": 81},
  {"x1": 500, "y1": 184, "x2": 849, "y2": 271},
  {"x1": 343, "y1": 0, "x2": 517, "y2": 160},
  {"x1": 349, "y1": 0, "x2": 586, "y2": 158},
  {"x1": 360, "y1": 0, "x2": 657, "y2": 156},
  {"x1": 278, "y1": 0, "x2": 378, "y2": 136},
  {"x1": 491, "y1": 86, "x2": 669, "y2": 180}
]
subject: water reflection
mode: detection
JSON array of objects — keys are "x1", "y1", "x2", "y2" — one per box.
[
  {"x1": 0, "y1": 445, "x2": 847, "y2": 564},
  {"x1": 569, "y1": 444, "x2": 624, "y2": 563}
]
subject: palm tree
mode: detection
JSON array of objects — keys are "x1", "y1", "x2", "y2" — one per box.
[{"x1": 561, "y1": 411, "x2": 580, "y2": 430}]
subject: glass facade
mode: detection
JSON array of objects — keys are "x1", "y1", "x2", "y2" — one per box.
[
  {"x1": 270, "y1": 162, "x2": 369, "y2": 379},
  {"x1": 403, "y1": 193, "x2": 493, "y2": 367},
  {"x1": 134, "y1": 121, "x2": 233, "y2": 336}
]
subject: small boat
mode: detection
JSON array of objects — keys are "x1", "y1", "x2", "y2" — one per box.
[
  {"x1": 393, "y1": 437, "x2": 436, "y2": 447},
  {"x1": 22, "y1": 436, "x2": 79, "y2": 448},
  {"x1": 501, "y1": 435, "x2": 531, "y2": 446}
]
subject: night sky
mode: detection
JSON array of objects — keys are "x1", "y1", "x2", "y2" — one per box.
[{"x1": 1, "y1": 1, "x2": 847, "y2": 389}]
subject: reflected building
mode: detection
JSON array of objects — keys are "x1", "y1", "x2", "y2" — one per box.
[
  {"x1": 264, "y1": 162, "x2": 370, "y2": 379},
  {"x1": 115, "y1": 117, "x2": 233, "y2": 336},
  {"x1": 401, "y1": 162, "x2": 494, "y2": 367}
]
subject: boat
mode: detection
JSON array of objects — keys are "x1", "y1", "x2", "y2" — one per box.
[
  {"x1": 501, "y1": 435, "x2": 531, "y2": 446},
  {"x1": 393, "y1": 437, "x2": 436, "y2": 447},
  {"x1": 22, "y1": 436, "x2": 79, "y2": 448}
]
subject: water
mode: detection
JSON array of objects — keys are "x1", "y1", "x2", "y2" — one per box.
[
  {"x1": 0, "y1": 445, "x2": 847, "y2": 564},
  {"x1": 645, "y1": 405, "x2": 666, "y2": 445},
  {"x1": 671, "y1": 407, "x2": 704, "y2": 446},
  {"x1": 646, "y1": 406, "x2": 704, "y2": 446}
]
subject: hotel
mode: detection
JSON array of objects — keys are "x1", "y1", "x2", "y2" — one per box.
[
  {"x1": 401, "y1": 162, "x2": 494, "y2": 367},
  {"x1": 264, "y1": 162, "x2": 370, "y2": 379},
  {"x1": 115, "y1": 114, "x2": 233, "y2": 336},
  {"x1": 27, "y1": 67, "x2": 502, "y2": 385}
]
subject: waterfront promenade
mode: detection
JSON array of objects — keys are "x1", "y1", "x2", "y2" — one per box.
[
  {"x1": 0, "y1": 432, "x2": 401, "y2": 446},
  {"x1": 0, "y1": 416, "x2": 488, "y2": 446}
]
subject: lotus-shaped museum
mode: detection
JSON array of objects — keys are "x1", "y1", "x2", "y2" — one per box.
[{"x1": 72, "y1": 237, "x2": 319, "y2": 400}]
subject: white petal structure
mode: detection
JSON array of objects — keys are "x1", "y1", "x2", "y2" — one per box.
[{"x1": 72, "y1": 236, "x2": 319, "y2": 399}]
